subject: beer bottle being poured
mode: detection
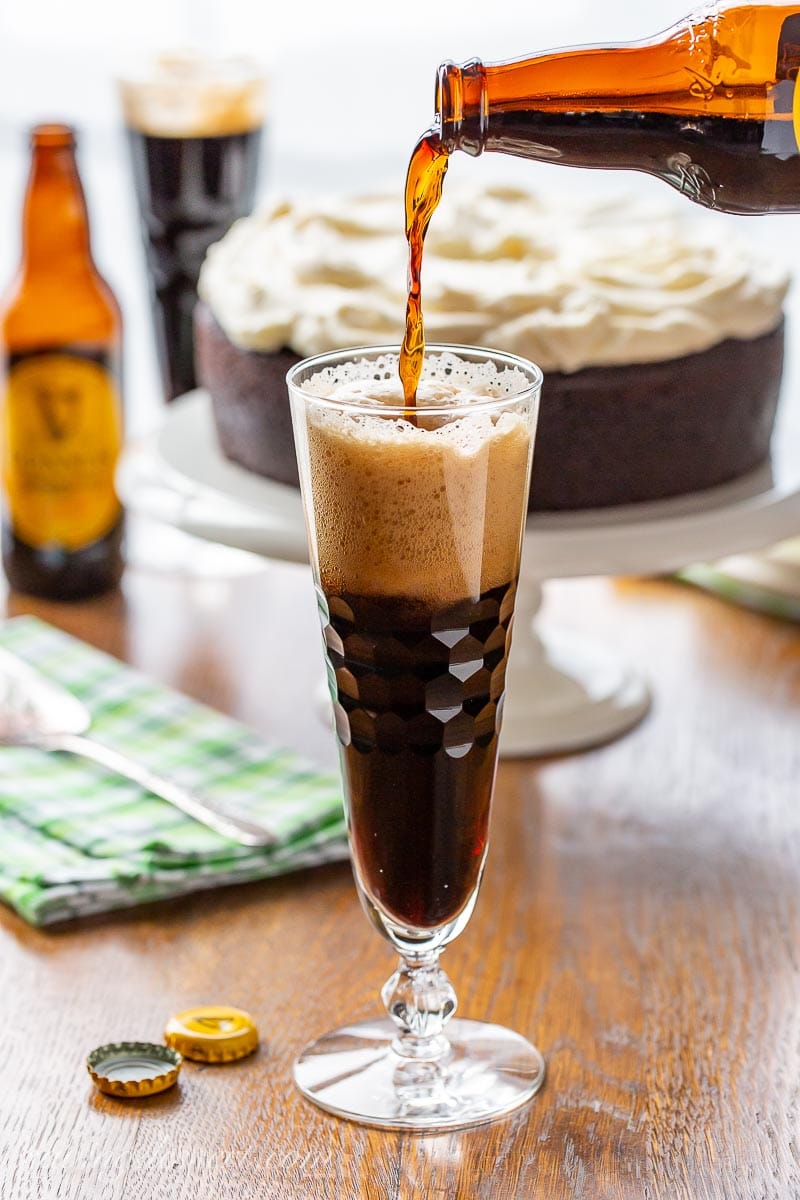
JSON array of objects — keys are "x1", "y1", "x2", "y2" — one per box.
[
  {"x1": 0, "y1": 125, "x2": 124, "y2": 600},
  {"x1": 436, "y1": 3, "x2": 800, "y2": 215}
]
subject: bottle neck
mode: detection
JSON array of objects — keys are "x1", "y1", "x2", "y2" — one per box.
[
  {"x1": 21, "y1": 130, "x2": 93, "y2": 278},
  {"x1": 436, "y1": 39, "x2": 679, "y2": 157},
  {"x1": 436, "y1": 59, "x2": 488, "y2": 156}
]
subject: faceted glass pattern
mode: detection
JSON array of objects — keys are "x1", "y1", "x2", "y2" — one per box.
[
  {"x1": 321, "y1": 582, "x2": 516, "y2": 759},
  {"x1": 318, "y1": 581, "x2": 517, "y2": 933}
]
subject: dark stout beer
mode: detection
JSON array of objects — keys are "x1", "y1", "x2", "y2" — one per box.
[
  {"x1": 120, "y1": 58, "x2": 265, "y2": 400},
  {"x1": 322, "y1": 582, "x2": 515, "y2": 929},
  {"x1": 125, "y1": 128, "x2": 261, "y2": 400}
]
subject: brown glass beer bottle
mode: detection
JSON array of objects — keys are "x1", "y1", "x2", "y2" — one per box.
[
  {"x1": 0, "y1": 124, "x2": 124, "y2": 600},
  {"x1": 436, "y1": 3, "x2": 800, "y2": 215}
]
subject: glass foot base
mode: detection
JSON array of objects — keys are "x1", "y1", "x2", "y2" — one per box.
[{"x1": 293, "y1": 1017, "x2": 545, "y2": 1130}]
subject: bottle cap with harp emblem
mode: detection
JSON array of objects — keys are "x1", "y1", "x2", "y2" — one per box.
[{"x1": 164, "y1": 1005, "x2": 259, "y2": 1063}]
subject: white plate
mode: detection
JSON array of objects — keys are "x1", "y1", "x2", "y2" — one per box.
[{"x1": 119, "y1": 389, "x2": 800, "y2": 580}]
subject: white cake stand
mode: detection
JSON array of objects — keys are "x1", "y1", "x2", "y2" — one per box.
[{"x1": 118, "y1": 390, "x2": 800, "y2": 757}]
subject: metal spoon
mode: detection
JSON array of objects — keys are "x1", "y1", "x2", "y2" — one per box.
[{"x1": 0, "y1": 646, "x2": 273, "y2": 847}]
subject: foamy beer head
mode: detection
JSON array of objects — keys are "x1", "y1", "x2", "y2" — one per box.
[
  {"x1": 119, "y1": 54, "x2": 267, "y2": 137},
  {"x1": 290, "y1": 349, "x2": 542, "y2": 606}
]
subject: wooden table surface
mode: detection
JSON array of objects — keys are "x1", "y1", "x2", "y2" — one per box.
[{"x1": 2, "y1": 546, "x2": 799, "y2": 1200}]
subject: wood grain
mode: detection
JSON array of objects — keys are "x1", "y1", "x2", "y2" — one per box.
[{"x1": 1, "y1": 556, "x2": 799, "y2": 1199}]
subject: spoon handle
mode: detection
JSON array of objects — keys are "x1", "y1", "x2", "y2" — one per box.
[{"x1": 49, "y1": 732, "x2": 275, "y2": 847}]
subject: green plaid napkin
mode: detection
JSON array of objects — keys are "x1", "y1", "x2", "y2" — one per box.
[{"x1": 0, "y1": 616, "x2": 347, "y2": 926}]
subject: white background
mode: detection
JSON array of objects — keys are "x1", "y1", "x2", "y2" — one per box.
[{"x1": 0, "y1": 0, "x2": 791, "y2": 431}]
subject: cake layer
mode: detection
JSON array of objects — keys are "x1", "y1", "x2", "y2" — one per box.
[
  {"x1": 194, "y1": 303, "x2": 784, "y2": 512},
  {"x1": 529, "y1": 321, "x2": 784, "y2": 509}
]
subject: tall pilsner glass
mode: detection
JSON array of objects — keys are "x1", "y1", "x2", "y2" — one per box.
[{"x1": 288, "y1": 345, "x2": 544, "y2": 1129}]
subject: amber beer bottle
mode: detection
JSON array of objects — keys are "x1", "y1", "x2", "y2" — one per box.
[
  {"x1": 0, "y1": 125, "x2": 124, "y2": 600},
  {"x1": 435, "y1": 2, "x2": 800, "y2": 215}
]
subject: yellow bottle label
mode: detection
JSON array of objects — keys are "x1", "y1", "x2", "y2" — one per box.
[{"x1": 1, "y1": 352, "x2": 122, "y2": 551}]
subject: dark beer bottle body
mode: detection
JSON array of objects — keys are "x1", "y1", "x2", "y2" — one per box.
[
  {"x1": 0, "y1": 125, "x2": 124, "y2": 600},
  {"x1": 436, "y1": 3, "x2": 800, "y2": 215}
]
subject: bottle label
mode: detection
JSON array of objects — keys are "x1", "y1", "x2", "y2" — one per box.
[{"x1": 1, "y1": 349, "x2": 123, "y2": 551}]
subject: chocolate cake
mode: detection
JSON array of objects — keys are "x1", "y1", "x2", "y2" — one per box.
[{"x1": 195, "y1": 187, "x2": 789, "y2": 511}]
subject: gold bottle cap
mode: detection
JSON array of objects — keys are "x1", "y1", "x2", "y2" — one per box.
[
  {"x1": 164, "y1": 1005, "x2": 259, "y2": 1063},
  {"x1": 86, "y1": 1041, "x2": 182, "y2": 1097}
]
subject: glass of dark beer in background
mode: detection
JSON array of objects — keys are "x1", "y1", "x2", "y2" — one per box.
[
  {"x1": 119, "y1": 56, "x2": 265, "y2": 401},
  {"x1": 288, "y1": 344, "x2": 545, "y2": 1130}
]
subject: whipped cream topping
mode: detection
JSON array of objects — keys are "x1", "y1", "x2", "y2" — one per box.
[{"x1": 199, "y1": 185, "x2": 789, "y2": 372}]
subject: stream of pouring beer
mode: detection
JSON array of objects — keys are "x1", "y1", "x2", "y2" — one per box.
[{"x1": 399, "y1": 128, "x2": 449, "y2": 414}]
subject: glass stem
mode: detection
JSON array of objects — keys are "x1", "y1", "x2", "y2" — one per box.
[{"x1": 381, "y1": 949, "x2": 457, "y2": 1060}]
